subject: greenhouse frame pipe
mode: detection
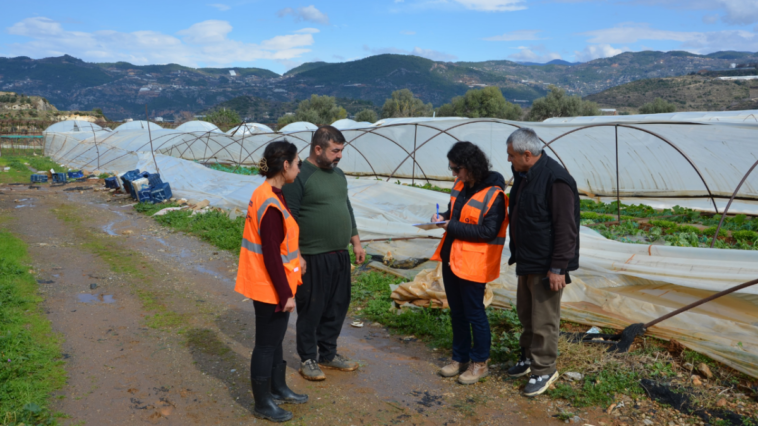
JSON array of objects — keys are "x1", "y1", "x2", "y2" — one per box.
[
  {"x1": 709, "y1": 158, "x2": 758, "y2": 248},
  {"x1": 544, "y1": 123, "x2": 720, "y2": 214},
  {"x1": 615, "y1": 125, "x2": 620, "y2": 222},
  {"x1": 238, "y1": 130, "x2": 383, "y2": 180},
  {"x1": 342, "y1": 127, "x2": 431, "y2": 182},
  {"x1": 384, "y1": 120, "x2": 570, "y2": 183},
  {"x1": 144, "y1": 106, "x2": 159, "y2": 174}
]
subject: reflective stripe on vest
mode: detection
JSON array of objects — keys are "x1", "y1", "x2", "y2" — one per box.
[
  {"x1": 235, "y1": 181, "x2": 302, "y2": 304},
  {"x1": 241, "y1": 238, "x2": 301, "y2": 263}
]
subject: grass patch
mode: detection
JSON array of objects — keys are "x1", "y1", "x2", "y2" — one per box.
[
  {"x1": 549, "y1": 367, "x2": 643, "y2": 408},
  {"x1": 0, "y1": 152, "x2": 70, "y2": 184},
  {"x1": 0, "y1": 228, "x2": 66, "y2": 425}
]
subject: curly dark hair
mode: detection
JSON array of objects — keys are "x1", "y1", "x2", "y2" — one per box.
[
  {"x1": 259, "y1": 139, "x2": 298, "y2": 179},
  {"x1": 446, "y1": 141, "x2": 491, "y2": 184}
]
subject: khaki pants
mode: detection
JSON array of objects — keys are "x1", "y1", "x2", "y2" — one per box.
[{"x1": 517, "y1": 274, "x2": 563, "y2": 376}]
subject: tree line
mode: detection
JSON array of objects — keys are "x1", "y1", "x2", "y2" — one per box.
[{"x1": 202, "y1": 86, "x2": 678, "y2": 130}]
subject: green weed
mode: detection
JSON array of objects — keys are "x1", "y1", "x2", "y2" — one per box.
[
  {"x1": 548, "y1": 368, "x2": 643, "y2": 408},
  {"x1": 0, "y1": 229, "x2": 66, "y2": 425}
]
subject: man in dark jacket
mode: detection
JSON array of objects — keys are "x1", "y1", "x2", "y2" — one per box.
[{"x1": 505, "y1": 128, "x2": 580, "y2": 397}]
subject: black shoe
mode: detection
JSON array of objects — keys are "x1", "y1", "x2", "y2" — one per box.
[
  {"x1": 523, "y1": 370, "x2": 559, "y2": 397},
  {"x1": 507, "y1": 347, "x2": 532, "y2": 378},
  {"x1": 252, "y1": 377, "x2": 293, "y2": 422},
  {"x1": 271, "y1": 361, "x2": 308, "y2": 405}
]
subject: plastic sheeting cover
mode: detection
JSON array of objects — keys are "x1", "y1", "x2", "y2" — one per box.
[
  {"x1": 115, "y1": 120, "x2": 162, "y2": 131},
  {"x1": 175, "y1": 121, "x2": 222, "y2": 133}
]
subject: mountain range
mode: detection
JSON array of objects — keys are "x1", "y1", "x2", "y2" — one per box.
[{"x1": 1, "y1": 51, "x2": 757, "y2": 121}]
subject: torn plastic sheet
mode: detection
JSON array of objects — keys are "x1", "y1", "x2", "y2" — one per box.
[{"x1": 388, "y1": 228, "x2": 758, "y2": 378}]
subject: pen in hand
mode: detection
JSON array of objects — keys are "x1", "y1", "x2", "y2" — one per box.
[{"x1": 436, "y1": 203, "x2": 439, "y2": 221}]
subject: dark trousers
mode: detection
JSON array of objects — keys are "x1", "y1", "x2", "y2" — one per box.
[
  {"x1": 295, "y1": 250, "x2": 351, "y2": 363},
  {"x1": 251, "y1": 300, "x2": 290, "y2": 379},
  {"x1": 516, "y1": 274, "x2": 563, "y2": 376},
  {"x1": 442, "y1": 262, "x2": 491, "y2": 363}
]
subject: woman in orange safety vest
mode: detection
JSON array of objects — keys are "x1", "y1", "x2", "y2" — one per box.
[
  {"x1": 235, "y1": 140, "x2": 307, "y2": 422},
  {"x1": 430, "y1": 141, "x2": 509, "y2": 385}
]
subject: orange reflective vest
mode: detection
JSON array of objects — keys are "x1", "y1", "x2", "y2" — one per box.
[
  {"x1": 235, "y1": 181, "x2": 302, "y2": 304},
  {"x1": 431, "y1": 179, "x2": 509, "y2": 283}
]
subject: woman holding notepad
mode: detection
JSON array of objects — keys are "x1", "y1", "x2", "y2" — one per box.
[{"x1": 430, "y1": 141, "x2": 509, "y2": 385}]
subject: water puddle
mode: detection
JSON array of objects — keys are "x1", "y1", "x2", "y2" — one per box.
[
  {"x1": 77, "y1": 293, "x2": 116, "y2": 304},
  {"x1": 102, "y1": 210, "x2": 128, "y2": 236}
]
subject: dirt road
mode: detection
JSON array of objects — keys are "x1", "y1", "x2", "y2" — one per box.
[{"x1": 0, "y1": 182, "x2": 614, "y2": 425}]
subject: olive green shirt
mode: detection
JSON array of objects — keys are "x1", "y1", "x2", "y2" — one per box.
[{"x1": 282, "y1": 159, "x2": 358, "y2": 255}]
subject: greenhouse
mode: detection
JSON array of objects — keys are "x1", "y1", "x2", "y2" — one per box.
[{"x1": 43, "y1": 114, "x2": 758, "y2": 378}]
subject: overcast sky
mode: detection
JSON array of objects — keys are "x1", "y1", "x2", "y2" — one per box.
[{"x1": 2, "y1": 0, "x2": 757, "y2": 74}]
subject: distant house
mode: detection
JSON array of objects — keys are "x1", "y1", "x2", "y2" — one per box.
[
  {"x1": 600, "y1": 108, "x2": 618, "y2": 115},
  {"x1": 229, "y1": 70, "x2": 237, "y2": 76}
]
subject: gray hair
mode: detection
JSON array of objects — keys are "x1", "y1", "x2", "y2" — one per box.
[{"x1": 506, "y1": 128, "x2": 543, "y2": 155}]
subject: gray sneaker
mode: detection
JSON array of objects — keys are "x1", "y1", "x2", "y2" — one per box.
[
  {"x1": 299, "y1": 359, "x2": 326, "y2": 381},
  {"x1": 318, "y1": 354, "x2": 359, "y2": 371}
]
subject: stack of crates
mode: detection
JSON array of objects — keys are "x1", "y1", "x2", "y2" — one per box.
[
  {"x1": 117, "y1": 169, "x2": 172, "y2": 204},
  {"x1": 31, "y1": 174, "x2": 48, "y2": 183},
  {"x1": 67, "y1": 171, "x2": 84, "y2": 179},
  {"x1": 120, "y1": 169, "x2": 142, "y2": 199}
]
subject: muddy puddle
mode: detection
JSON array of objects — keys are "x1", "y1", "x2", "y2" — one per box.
[{"x1": 77, "y1": 293, "x2": 116, "y2": 304}]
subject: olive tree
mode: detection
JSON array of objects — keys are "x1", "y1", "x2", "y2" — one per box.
[
  {"x1": 639, "y1": 98, "x2": 677, "y2": 114},
  {"x1": 437, "y1": 86, "x2": 522, "y2": 120},
  {"x1": 381, "y1": 89, "x2": 433, "y2": 118},
  {"x1": 526, "y1": 85, "x2": 600, "y2": 121}
]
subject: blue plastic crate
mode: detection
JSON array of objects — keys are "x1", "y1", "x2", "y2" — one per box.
[
  {"x1": 31, "y1": 174, "x2": 48, "y2": 183},
  {"x1": 52, "y1": 172, "x2": 67, "y2": 183},
  {"x1": 104, "y1": 177, "x2": 119, "y2": 189},
  {"x1": 150, "y1": 182, "x2": 172, "y2": 202},
  {"x1": 120, "y1": 169, "x2": 141, "y2": 198},
  {"x1": 67, "y1": 171, "x2": 84, "y2": 179},
  {"x1": 146, "y1": 173, "x2": 163, "y2": 187},
  {"x1": 136, "y1": 188, "x2": 153, "y2": 203}
]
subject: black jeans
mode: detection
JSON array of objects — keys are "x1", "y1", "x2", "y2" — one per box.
[
  {"x1": 295, "y1": 250, "x2": 351, "y2": 363},
  {"x1": 442, "y1": 262, "x2": 491, "y2": 363},
  {"x1": 251, "y1": 300, "x2": 290, "y2": 379}
]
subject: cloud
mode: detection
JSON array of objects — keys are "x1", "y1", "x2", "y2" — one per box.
[
  {"x1": 208, "y1": 3, "x2": 230, "y2": 11},
  {"x1": 6, "y1": 17, "x2": 316, "y2": 67},
  {"x1": 484, "y1": 29, "x2": 544, "y2": 41},
  {"x1": 295, "y1": 28, "x2": 320, "y2": 34},
  {"x1": 579, "y1": 22, "x2": 758, "y2": 55},
  {"x1": 363, "y1": 45, "x2": 457, "y2": 61},
  {"x1": 452, "y1": 0, "x2": 527, "y2": 11},
  {"x1": 623, "y1": 0, "x2": 758, "y2": 26},
  {"x1": 574, "y1": 44, "x2": 628, "y2": 62},
  {"x1": 702, "y1": 14, "x2": 719, "y2": 24},
  {"x1": 508, "y1": 45, "x2": 561, "y2": 62},
  {"x1": 580, "y1": 23, "x2": 701, "y2": 44},
  {"x1": 400, "y1": 30, "x2": 416, "y2": 35},
  {"x1": 277, "y1": 5, "x2": 330, "y2": 25}
]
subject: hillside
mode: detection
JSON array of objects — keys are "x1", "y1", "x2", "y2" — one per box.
[
  {"x1": 2, "y1": 50, "x2": 757, "y2": 120},
  {"x1": 585, "y1": 75, "x2": 758, "y2": 112},
  {"x1": 462, "y1": 50, "x2": 758, "y2": 97},
  {"x1": 283, "y1": 61, "x2": 329, "y2": 76}
]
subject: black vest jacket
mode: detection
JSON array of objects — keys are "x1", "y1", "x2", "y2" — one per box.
[{"x1": 507, "y1": 154, "x2": 580, "y2": 275}]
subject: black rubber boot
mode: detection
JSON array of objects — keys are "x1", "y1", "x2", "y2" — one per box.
[
  {"x1": 271, "y1": 361, "x2": 308, "y2": 405},
  {"x1": 252, "y1": 377, "x2": 293, "y2": 422}
]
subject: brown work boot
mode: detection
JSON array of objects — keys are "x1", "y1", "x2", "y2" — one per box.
[
  {"x1": 439, "y1": 361, "x2": 469, "y2": 377},
  {"x1": 458, "y1": 361, "x2": 489, "y2": 385}
]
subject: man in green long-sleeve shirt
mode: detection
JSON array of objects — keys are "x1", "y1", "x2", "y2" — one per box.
[{"x1": 282, "y1": 125, "x2": 366, "y2": 381}]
